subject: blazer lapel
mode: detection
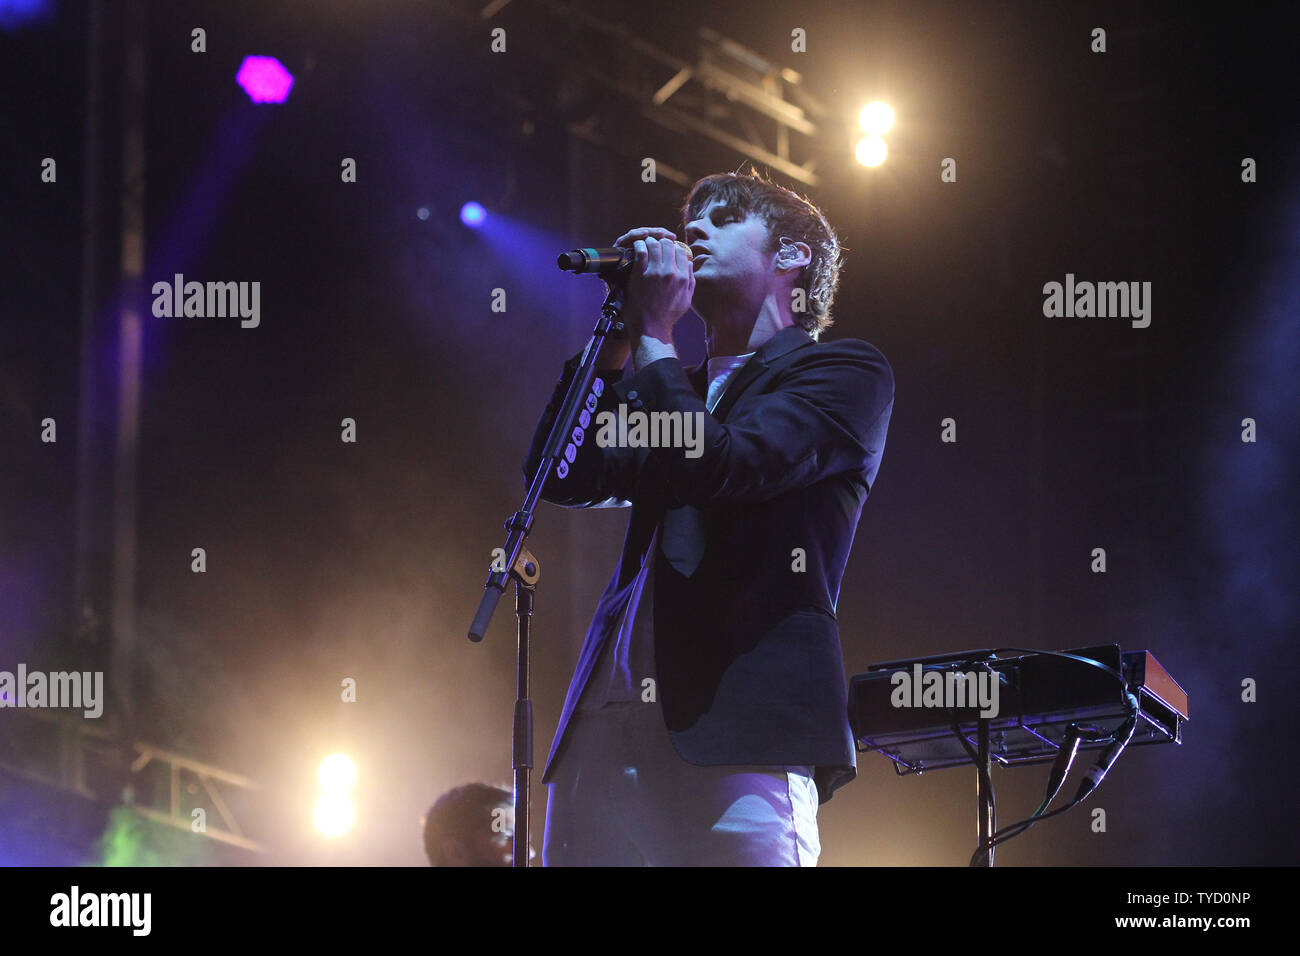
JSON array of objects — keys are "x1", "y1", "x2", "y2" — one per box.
[
  {"x1": 660, "y1": 325, "x2": 814, "y2": 578},
  {"x1": 709, "y1": 324, "x2": 813, "y2": 422},
  {"x1": 687, "y1": 362, "x2": 707, "y2": 401}
]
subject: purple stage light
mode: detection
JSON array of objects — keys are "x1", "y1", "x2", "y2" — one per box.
[
  {"x1": 460, "y1": 202, "x2": 486, "y2": 228},
  {"x1": 236, "y1": 56, "x2": 294, "y2": 104}
]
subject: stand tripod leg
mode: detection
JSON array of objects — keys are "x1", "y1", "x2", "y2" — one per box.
[
  {"x1": 513, "y1": 570, "x2": 536, "y2": 867},
  {"x1": 977, "y1": 717, "x2": 994, "y2": 867}
]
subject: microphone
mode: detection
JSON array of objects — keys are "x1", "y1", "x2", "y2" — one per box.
[
  {"x1": 1072, "y1": 697, "x2": 1140, "y2": 802},
  {"x1": 1040, "y1": 724, "x2": 1083, "y2": 809},
  {"x1": 557, "y1": 241, "x2": 694, "y2": 275}
]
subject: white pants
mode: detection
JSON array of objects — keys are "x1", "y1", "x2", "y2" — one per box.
[{"x1": 542, "y1": 698, "x2": 821, "y2": 866}]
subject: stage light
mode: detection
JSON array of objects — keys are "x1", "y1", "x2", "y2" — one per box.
[
  {"x1": 313, "y1": 794, "x2": 355, "y2": 837},
  {"x1": 0, "y1": 0, "x2": 53, "y2": 31},
  {"x1": 235, "y1": 55, "x2": 294, "y2": 104},
  {"x1": 855, "y1": 136, "x2": 888, "y2": 167},
  {"x1": 859, "y1": 102, "x2": 894, "y2": 135},
  {"x1": 317, "y1": 753, "x2": 356, "y2": 792},
  {"x1": 460, "y1": 202, "x2": 487, "y2": 228}
]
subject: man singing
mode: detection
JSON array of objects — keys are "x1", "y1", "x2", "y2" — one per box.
[{"x1": 523, "y1": 167, "x2": 894, "y2": 865}]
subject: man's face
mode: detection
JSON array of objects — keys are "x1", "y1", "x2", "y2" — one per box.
[{"x1": 684, "y1": 198, "x2": 779, "y2": 316}]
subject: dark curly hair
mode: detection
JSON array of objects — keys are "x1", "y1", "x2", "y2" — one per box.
[
  {"x1": 422, "y1": 782, "x2": 511, "y2": 866},
  {"x1": 680, "y1": 164, "x2": 845, "y2": 339}
]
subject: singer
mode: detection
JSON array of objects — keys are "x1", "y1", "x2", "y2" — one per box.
[{"x1": 523, "y1": 167, "x2": 895, "y2": 866}]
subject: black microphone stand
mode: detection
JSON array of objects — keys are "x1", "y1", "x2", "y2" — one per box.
[{"x1": 467, "y1": 275, "x2": 629, "y2": 867}]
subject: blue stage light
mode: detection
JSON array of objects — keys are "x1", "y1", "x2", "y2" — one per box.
[
  {"x1": 460, "y1": 202, "x2": 486, "y2": 228},
  {"x1": 0, "y1": 0, "x2": 54, "y2": 30}
]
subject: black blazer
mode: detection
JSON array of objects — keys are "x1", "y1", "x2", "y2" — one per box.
[{"x1": 523, "y1": 324, "x2": 894, "y2": 803}]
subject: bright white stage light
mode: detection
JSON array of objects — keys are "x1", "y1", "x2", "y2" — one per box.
[
  {"x1": 313, "y1": 794, "x2": 355, "y2": 837},
  {"x1": 317, "y1": 753, "x2": 357, "y2": 793},
  {"x1": 855, "y1": 136, "x2": 888, "y2": 167},
  {"x1": 859, "y1": 102, "x2": 894, "y2": 135}
]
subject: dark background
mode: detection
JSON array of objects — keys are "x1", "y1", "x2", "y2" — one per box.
[{"x1": 1, "y1": 0, "x2": 1297, "y2": 865}]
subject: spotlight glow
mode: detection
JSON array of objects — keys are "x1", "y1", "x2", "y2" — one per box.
[
  {"x1": 317, "y1": 753, "x2": 357, "y2": 793},
  {"x1": 859, "y1": 102, "x2": 894, "y2": 135},
  {"x1": 235, "y1": 55, "x2": 294, "y2": 104},
  {"x1": 460, "y1": 202, "x2": 487, "y2": 228},
  {"x1": 313, "y1": 794, "x2": 355, "y2": 837},
  {"x1": 0, "y1": 0, "x2": 53, "y2": 30},
  {"x1": 855, "y1": 136, "x2": 888, "y2": 167}
]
